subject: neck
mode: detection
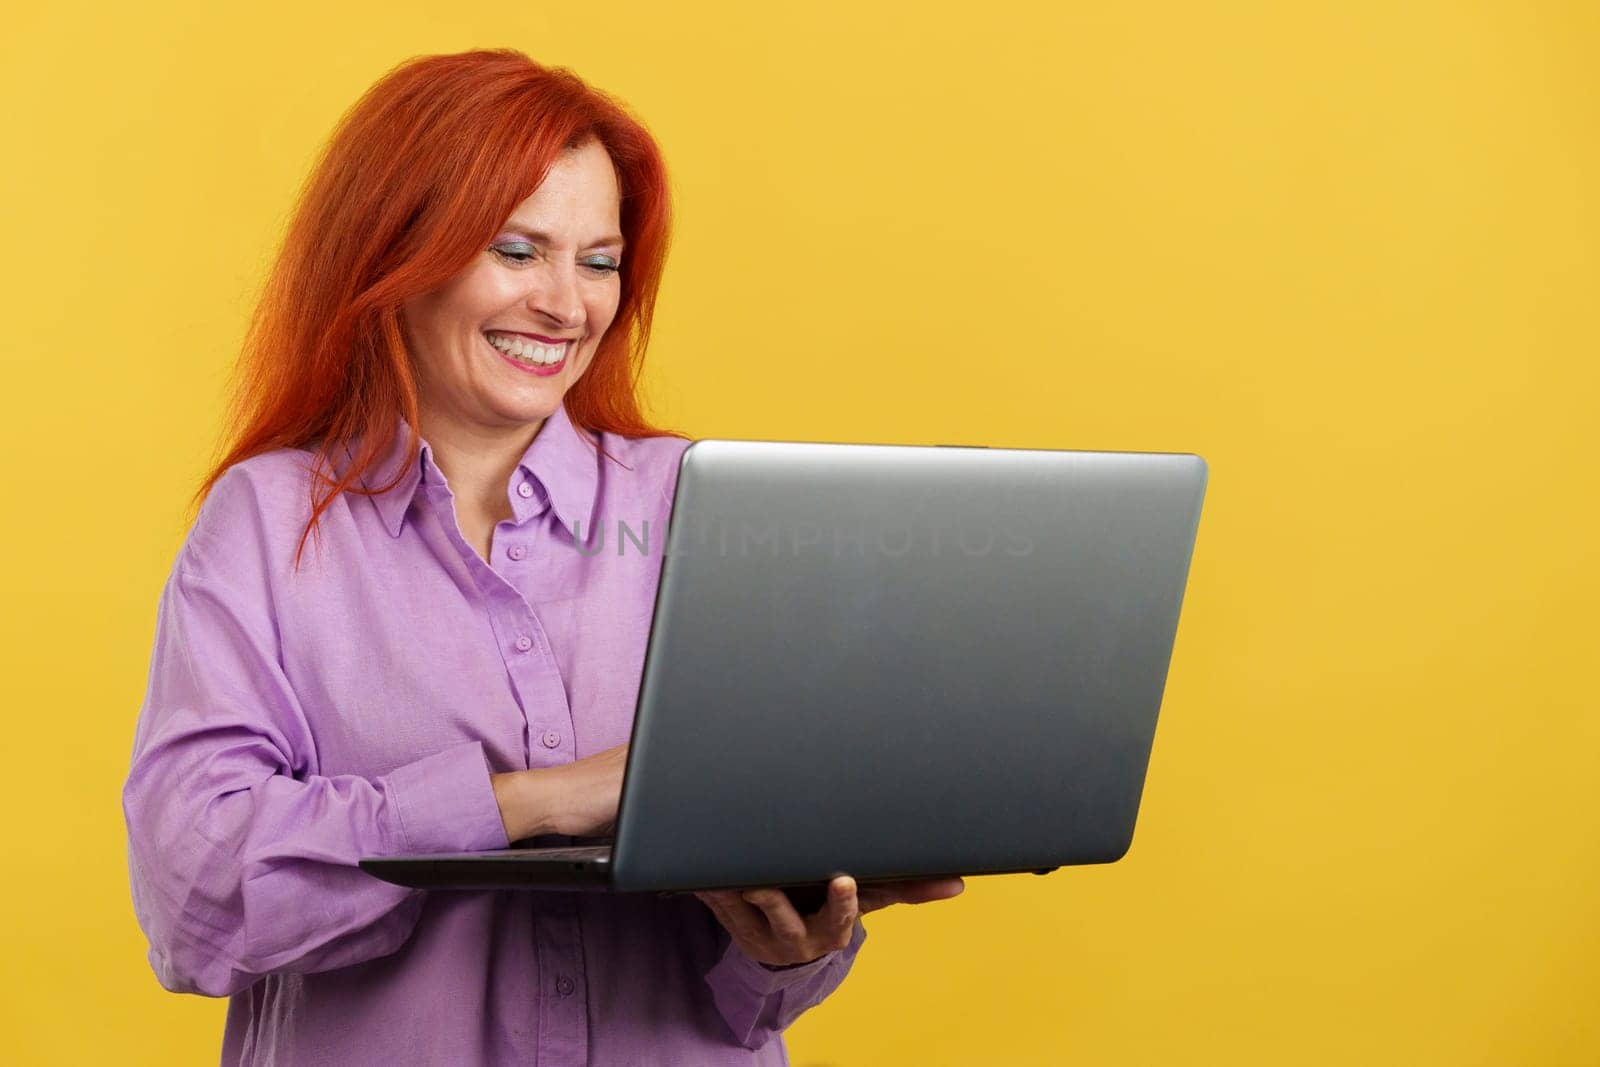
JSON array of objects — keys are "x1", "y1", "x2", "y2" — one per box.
[{"x1": 416, "y1": 405, "x2": 547, "y2": 515}]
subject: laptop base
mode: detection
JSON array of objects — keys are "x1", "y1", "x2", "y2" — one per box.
[{"x1": 361, "y1": 846, "x2": 839, "y2": 913}]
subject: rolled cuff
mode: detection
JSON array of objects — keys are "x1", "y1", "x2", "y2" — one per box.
[
  {"x1": 710, "y1": 919, "x2": 867, "y2": 996},
  {"x1": 380, "y1": 740, "x2": 510, "y2": 854}
]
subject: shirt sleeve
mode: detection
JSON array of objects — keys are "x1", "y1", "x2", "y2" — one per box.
[
  {"x1": 702, "y1": 919, "x2": 867, "y2": 1050},
  {"x1": 123, "y1": 547, "x2": 511, "y2": 998}
]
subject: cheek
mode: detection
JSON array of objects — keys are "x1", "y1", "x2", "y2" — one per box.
[
  {"x1": 400, "y1": 299, "x2": 450, "y2": 377},
  {"x1": 434, "y1": 263, "x2": 522, "y2": 326},
  {"x1": 589, "y1": 289, "x2": 622, "y2": 336},
  {"x1": 407, "y1": 288, "x2": 468, "y2": 349}
]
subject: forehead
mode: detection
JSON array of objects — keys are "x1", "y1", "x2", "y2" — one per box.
[{"x1": 502, "y1": 141, "x2": 621, "y2": 237}]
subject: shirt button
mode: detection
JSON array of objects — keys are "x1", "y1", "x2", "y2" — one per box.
[
  {"x1": 517, "y1": 482, "x2": 535, "y2": 499},
  {"x1": 555, "y1": 976, "x2": 575, "y2": 996},
  {"x1": 515, "y1": 635, "x2": 534, "y2": 653},
  {"x1": 542, "y1": 730, "x2": 562, "y2": 749},
  {"x1": 508, "y1": 544, "x2": 527, "y2": 561}
]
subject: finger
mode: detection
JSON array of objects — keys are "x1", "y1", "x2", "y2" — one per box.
[
  {"x1": 695, "y1": 891, "x2": 744, "y2": 935},
  {"x1": 695, "y1": 889, "x2": 744, "y2": 909},
  {"x1": 692, "y1": 891, "x2": 728, "y2": 926},
  {"x1": 807, "y1": 875, "x2": 860, "y2": 950},
  {"x1": 741, "y1": 888, "x2": 808, "y2": 944},
  {"x1": 898, "y1": 876, "x2": 965, "y2": 902},
  {"x1": 858, "y1": 876, "x2": 966, "y2": 914},
  {"x1": 696, "y1": 891, "x2": 764, "y2": 940}
]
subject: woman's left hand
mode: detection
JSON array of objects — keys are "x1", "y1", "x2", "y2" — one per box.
[{"x1": 694, "y1": 874, "x2": 965, "y2": 968}]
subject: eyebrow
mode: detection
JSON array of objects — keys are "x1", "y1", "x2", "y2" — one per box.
[{"x1": 498, "y1": 225, "x2": 626, "y2": 251}]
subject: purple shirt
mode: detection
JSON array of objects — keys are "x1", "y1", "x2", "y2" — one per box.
[{"x1": 123, "y1": 401, "x2": 865, "y2": 1065}]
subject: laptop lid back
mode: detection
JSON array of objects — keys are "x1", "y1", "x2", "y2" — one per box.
[{"x1": 611, "y1": 440, "x2": 1207, "y2": 894}]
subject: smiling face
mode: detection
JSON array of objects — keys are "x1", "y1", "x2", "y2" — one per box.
[{"x1": 400, "y1": 137, "x2": 625, "y2": 435}]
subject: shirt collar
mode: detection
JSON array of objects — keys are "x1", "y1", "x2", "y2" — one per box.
[{"x1": 345, "y1": 403, "x2": 601, "y2": 541}]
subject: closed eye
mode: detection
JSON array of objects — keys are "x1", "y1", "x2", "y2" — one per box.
[
  {"x1": 492, "y1": 244, "x2": 620, "y2": 275},
  {"x1": 492, "y1": 243, "x2": 537, "y2": 264}
]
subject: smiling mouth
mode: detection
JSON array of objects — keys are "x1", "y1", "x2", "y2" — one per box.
[{"x1": 483, "y1": 330, "x2": 571, "y2": 366}]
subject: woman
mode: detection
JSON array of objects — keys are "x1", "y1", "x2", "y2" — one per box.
[{"x1": 123, "y1": 49, "x2": 962, "y2": 1064}]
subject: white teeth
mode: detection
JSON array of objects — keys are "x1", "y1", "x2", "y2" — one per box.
[{"x1": 486, "y1": 332, "x2": 567, "y2": 365}]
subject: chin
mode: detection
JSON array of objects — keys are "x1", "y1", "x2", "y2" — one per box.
[{"x1": 494, "y1": 395, "x2": 567, "y2": 425}]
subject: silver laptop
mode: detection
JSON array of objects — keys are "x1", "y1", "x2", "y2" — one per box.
[{"x1": 360, "y1": 438, "x2": 1208, "y2": 905}]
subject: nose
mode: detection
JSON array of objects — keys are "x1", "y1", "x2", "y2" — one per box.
[{"x1": 528, "y1": 262, "x2": 584, "y2": 331}]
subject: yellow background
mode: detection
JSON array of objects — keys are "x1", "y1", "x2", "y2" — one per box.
[{"x1": 3, "y1": 1, "x2": 1596, "y2": 1063}]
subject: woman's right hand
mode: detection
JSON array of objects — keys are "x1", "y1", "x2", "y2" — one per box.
[{"x1": 491, "y1": 743, "x2": 629, "y2": 843}]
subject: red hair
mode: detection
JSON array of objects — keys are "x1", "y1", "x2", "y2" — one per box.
[{"x1": 192, "y1": 49, "x2": 687, "y2": 570}]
